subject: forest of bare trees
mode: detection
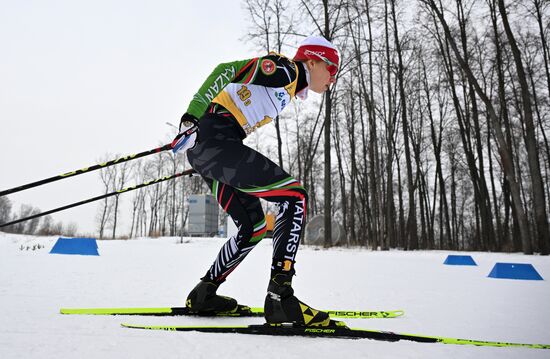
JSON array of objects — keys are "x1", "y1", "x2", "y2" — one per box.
[
  {"x1": 238, "y1": 0, "x2": 549, "y2": 254},
  {"x1": 73, "y1": 0, "x2": 550, "y2": 254},
  {"x1": 0, "y1": 196, "x2": 78, "y2": 237},
  {"x1": 2, "y1": 0, "x2": 547, "y2": 255},
  {"x1": 92, "y1": 149, "x2": 207, "y2": 240}
]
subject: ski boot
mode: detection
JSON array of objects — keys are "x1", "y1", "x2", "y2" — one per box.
[
  {"x1": 186, "y1": 278, "x2": 238, "y2": 313},
  {"x1": 264, "y1": 260, "x2": 341, "y2": 327}
]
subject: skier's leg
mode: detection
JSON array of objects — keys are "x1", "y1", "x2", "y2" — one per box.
[
  {"x1": 241, "y1": 180, "x2": 331, "y2": 326},
  {"x1": 187, "y1": 114, "x2": 331, "y2": 324},
  {"x1": 186, "y1": 177, "x2": 267, "y2": 312},
  {"x1": 189, "y1": 143, "x2": 329, "y2": 324},
  {"x1": 205, "y1": 179, "x2": 267, "y2": 281}
]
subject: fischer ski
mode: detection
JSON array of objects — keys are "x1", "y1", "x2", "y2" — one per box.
[
  {"x1": 60, "y1": 305, "x2": 404, "y2": 319},
  {"x1": 120, "y1": 322, "x2": 550, "y2": 350}
]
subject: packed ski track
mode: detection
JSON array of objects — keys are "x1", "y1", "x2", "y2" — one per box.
[{"x1": 1, "y1": 232, "x2": 549, "y2": 358}]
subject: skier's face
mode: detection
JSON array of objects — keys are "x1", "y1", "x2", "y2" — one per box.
[{"x1": 306, "y1": 59, "x2": 336, "y2": 93}]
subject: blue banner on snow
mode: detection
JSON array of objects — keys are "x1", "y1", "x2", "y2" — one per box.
[
  {"x1": 49, "y1": 237, "x2": 99, "y2": 256},
  {"x1": 443, "y1": 255, "x2": 477, "y2": 266},
  {"x1": 488, "y1": 263, "x2": 543, "y2": 280}
]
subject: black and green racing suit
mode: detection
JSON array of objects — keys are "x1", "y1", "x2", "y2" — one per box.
[{"x1": 185, "y1": 54, "x2": 309, "y2": 283}]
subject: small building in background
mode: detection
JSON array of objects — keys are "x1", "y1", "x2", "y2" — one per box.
[{"x1": 187, "y1": 194, "x2": 219, "y2": 236}]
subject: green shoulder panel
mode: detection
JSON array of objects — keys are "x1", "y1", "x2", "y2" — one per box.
[{"x1": 186, "y1": 59, "x2": 255, "y2": 119}]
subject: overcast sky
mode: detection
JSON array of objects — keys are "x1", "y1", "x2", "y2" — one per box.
[{"x1": 0, "y1": 1, "x2": 257, "y2": 234}]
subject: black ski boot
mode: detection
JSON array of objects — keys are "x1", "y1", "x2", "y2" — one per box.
[
  {"x1": 186, "y1": 278, "x2": 238, "y2": 313},
  {"x1": 264, "y1": 260, "x2": 336, "y2": 327}
]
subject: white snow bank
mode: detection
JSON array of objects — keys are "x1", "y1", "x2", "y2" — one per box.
[{"x1": 0, "y1": 232, "x2": 549, "y2": 359}]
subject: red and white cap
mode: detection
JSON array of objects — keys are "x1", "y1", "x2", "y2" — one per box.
[{"x1": 293, "y1": 36, "x2": 340, "y2": 77}]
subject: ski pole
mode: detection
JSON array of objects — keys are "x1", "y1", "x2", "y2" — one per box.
[
  {"x1": 0, "y1": 143, "x2": 173, "y2": 197},
  {"x1": 0, "y1": 169, "x2": 196, "y2": 228}
]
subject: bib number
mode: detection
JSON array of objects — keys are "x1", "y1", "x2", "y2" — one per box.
[{"x1": 237, "y1": 85, "x2": 252, "y2": 106}]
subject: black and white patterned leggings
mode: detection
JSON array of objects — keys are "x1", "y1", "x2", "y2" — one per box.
[{"x1": 187, "y1": 113, "x2": 307, "y2": 283}]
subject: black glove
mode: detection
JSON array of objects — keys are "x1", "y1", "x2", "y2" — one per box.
[
  {"x1": 178, "y1": 113, "x2": 199, "y2": 132},
  {"x1": 171, "y1": 113, "x2": 199, "y2": 154}
]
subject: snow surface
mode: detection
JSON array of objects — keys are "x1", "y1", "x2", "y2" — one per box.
[{"x1": 1, "y1": 232, "x2": 549, "y2": 359}]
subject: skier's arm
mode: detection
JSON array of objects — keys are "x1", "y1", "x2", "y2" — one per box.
[{"x1": 185, "y1": 59, "x2": 255, "y2": 119}]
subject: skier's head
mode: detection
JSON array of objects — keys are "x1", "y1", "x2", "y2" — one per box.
[{"x1": 293, "y1": 36, "x2": 340, "y2": 93}]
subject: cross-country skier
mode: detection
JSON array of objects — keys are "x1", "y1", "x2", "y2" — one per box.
[{"x1": 172, "y1": 36, "x2": 339, "y2": 327}]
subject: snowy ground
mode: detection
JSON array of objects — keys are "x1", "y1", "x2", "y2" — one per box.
[{"x1": 1, "y1": 232, "x2": 549, "y2": 359}]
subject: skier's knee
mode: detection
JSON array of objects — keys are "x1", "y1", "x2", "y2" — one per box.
[
  {"x1": 238, "y1": 223, "x2": 254, "y2": 242},
  {"x1": 250, "y1": 218, "x2": 267, "y2": 243}
]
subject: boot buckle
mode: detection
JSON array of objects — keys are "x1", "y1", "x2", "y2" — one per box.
[{"x1": 267, "y1": 291, "x2": 281, "y2": 301}]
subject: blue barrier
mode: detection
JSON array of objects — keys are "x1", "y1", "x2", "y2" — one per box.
[
  {"x1": 488, "y1": 262, "x2": 543, "y2": 280},
  {"x1": 49, "y1": 237, "x2": 99, "y2": 256},
  {"x1": 444, "y1": 255, "x2": 477, "y2": 266}
]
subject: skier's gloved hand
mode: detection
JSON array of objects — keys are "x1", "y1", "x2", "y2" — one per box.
[{"x1": 171, "y1": 113, "x2": 199, "y2": 154}]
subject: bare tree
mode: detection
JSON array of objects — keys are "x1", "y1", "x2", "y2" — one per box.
[
  {"x1": 497, "y1": 0, "x2": 549, "y2": 254},
  {"x1": 110, "y1": 160, "x2": 131, "y2": 239},
  {"x1": 65, "y1": 222, "x2": 79, "y2": 237},
  {"x1": 0, "y1": 197, "x2": 11, "y2": 228},
  {"x1": 390, "y1": 0, "x2": 419, "y2": 249},
  {"x1": 37, "y1": 215, "x2": 54, "y2": 236},
  {"x1": 244, "y1": 0, "x2": 297, "y2": 168},
  {"x1": 97, "y1": 155, "x2": 116, "y2": 239}
]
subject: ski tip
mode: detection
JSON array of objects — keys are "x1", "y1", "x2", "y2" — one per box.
[
  {"x1": 393, "y1": 310, "x2": 405, "y2": 317},
  {"x1": 121, "y1": 323, "x2": 162, "y2": 330}
]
